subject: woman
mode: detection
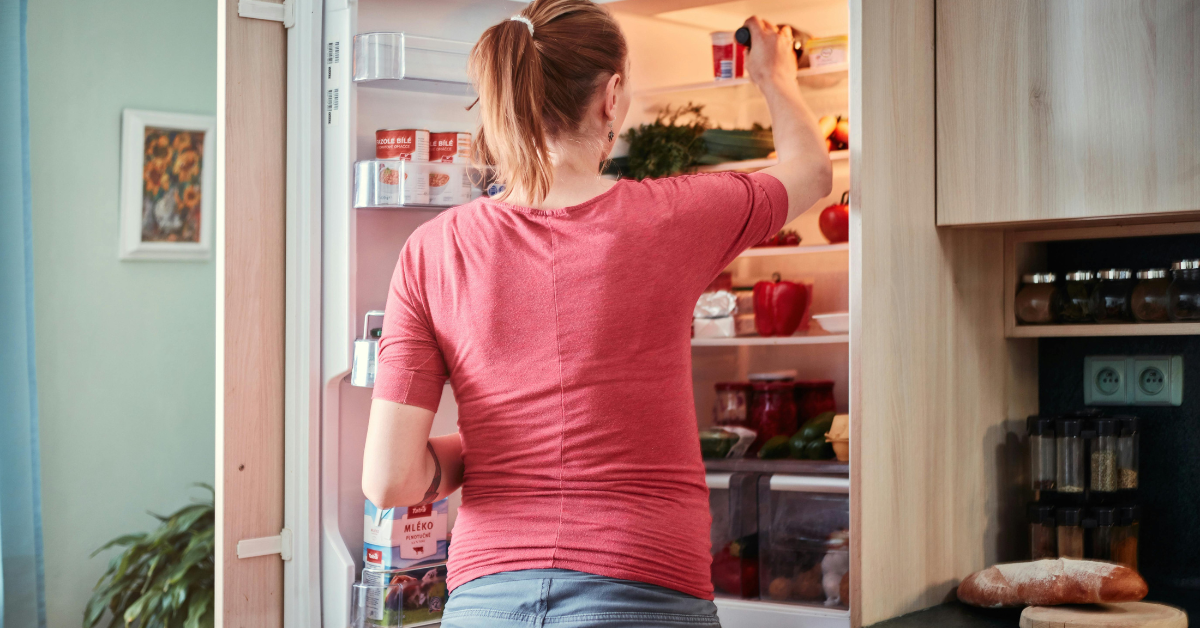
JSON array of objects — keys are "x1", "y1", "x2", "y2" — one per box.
[{"x1": 361, "y1": 0, "x2": 832, "y2": 625}]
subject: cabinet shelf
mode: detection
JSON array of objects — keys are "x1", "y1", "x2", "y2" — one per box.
[
  {"x1": 698, "y1": 151, "x2": 848, "y2": 173},
  {"x1": 705, "y1": 458, "x2": 848, "y2": 476},
  {"x1": 635, "y1": 63, "x2": 848, "y2": 98},
  {"x1": 738, "y1": 243, "x2": 848, "y2": 258},
  {"x1": 692, "y1": 333, "x2": 848, "y2": 347},
  {"x1": 1008, "y1": 322, "x2": 1200, "y2": 338}
]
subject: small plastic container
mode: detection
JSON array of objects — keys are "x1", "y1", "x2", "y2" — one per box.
[
  {"x1": 758, "y1": 474, "x2": 850, "y2": 609},
  {"x1": 805, "y1": 35, "x2": 848, "y2": 68},
  {"x1": 1056, "y1": 507, "x2": 1084, "y2": 559},
  {"x1": 1029, "y1": 503, "x2": 1057, "y2": 560},
  {"x1": 1059, "y1": 271, "x2": 1097, "y2": 323},
  {"x1": 714, "y1": 383, "x2": 751, "y2": 428},
  {"x1": 1092, "y1": 269, "x2": 1134, "y2": 323},
  {"x1": 793, "y1": 380, "x2": 836, "y2": 424},
  {"x1": 1116, "y1": 416, "x2": 1139, "y2": 492},
  {"x1": 1088, "y1": 418, "x2": 1118, "y2": 495},
  {"x1": 1055, "y1": 418, "x2": 1085, "y2": 496},
  {"x1": 1027, "y1": 416, "x2": 1056, "y2": 492},
  {"x1": 707, "y1": 472, "x2": 760, "y2": 598},
  {"x1": 1167, "y1": 260, "x2": 1200, "y2": 321},
  {"x1": 1015, "y1": 273, "x2": 1060, "y2": 325},
  {"x1": 1132, "y1": 269, "x2": 1171, "y2": 322},
  {"x1": 1087, "y1": 507, "x2": 1116, "y2": 561},
  {"x1": 1111, "y1": 505, "x2": 1140, "y2": 570},
  {"x1": 749, "y1": 383, "x2": 797, "y2": 454}
]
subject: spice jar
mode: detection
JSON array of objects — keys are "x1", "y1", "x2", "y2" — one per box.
[
  {"x1": 1168, "y1": 260, "x2": 1200, "y2": 321},
  {"x1": 1087, "y1": 507, "x2": 1116, "y2": 561},
  {"x1": 1027, "y1": 416, "x2": 1056, "y2": 493},
  {"x1": 1111, "y1": 505, "x2": 1140, "y2": 570},
  {"x1": 1132, "y1": 269, "x2": 1170, "y2": 322},
  {"x1": 793, "y1": 380, "x2": 836, "y2": 424},
  {"x1": 749, "y1": 382, "x2": 797, "y2": 454},
  {"x1": 1056, "y1": 507, "x2": 1084, "y2": 559},
  {"x1": 1088, "y1": 418, "x2": 1118, "y2": 496},
  {"x1": 1092, "y1": 269, "x2": 1134, "y2": 323},
  {"x1": 1029, "y1": 503, "x2": 1056, "y2": 560},
  {"x1": 1056, "y1": 418, "x2": 1085, "y2": 496},
  {"x1": 1059, "y1": 271, "x2": 1097, "y2": 323},
  {"x1": 714, "y1": 382, "x2": 751, "y2": 428},
  {"x1": 1117, "y1": 416, "x2": 1139, "y2": 492},
  {"x1": 1015, "y1": 273, "x2": 1060, "y2": 325}
]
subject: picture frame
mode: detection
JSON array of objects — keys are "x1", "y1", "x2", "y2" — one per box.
[{"x1": 118, "y1": 109, "x2": 216, "y2": 261}]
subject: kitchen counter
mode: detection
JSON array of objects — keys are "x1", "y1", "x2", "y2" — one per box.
[{"x1": 867, "y1": 602, "x2": 1022, "y2": 628}]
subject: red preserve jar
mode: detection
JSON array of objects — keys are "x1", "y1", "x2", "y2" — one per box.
[
  {"x1": 713, "y1": 382, "x2": 751, "y2": 428},
  {"x1": 794, "y1": 380, "x2": 836, "y2": 423},
  {"x1": 749, "y1": 382, "x2": 798, "y2": 454}
]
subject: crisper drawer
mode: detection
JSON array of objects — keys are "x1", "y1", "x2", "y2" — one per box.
[
  {"x1": 757, "y1": 475, "x2": 850, "y2": 610},
  {"x1": 706, "y1": 473, "x2": 760, "y2": 599}
]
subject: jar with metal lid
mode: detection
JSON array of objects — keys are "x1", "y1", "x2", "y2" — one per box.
[
  {"x1": 1015, "y1": 273, "x2": 1060, "y2": 324},
  {"x1": 1132, "y1": 269, "x2": 1171, "y2": 322},
  {"x1": 1027, "y1": 416, "x2": 1056, "y2": 492},
  {"x1": 1029, "y1": 503, "x2": 1056, "y2": 560},
  {"x1": 1116, "y1": 416, "x2": 1139, "y2": 491},
  {"x1": 1087, "y1": 507, "x2": 1116, "y2": 561},
  {"x1": 1088, "y1": 418, "x2": 1118, "y2": 495},
  {"x1": 1168, "y1": 260, "x2": 1200, "y2": 320},
  {"x1": 713, "y1": 382, "x2": 751, "y2": 428},
  {"x1": 1111, "y1": 505, "x2": 1140, "y2": 569},
  {"x1": 1092, "y1": 269, "x2": 1134, "y2": 323},
  {"x1": 1059, "y1": 271, "x2": 1097, "y2": 323},
  {"x1": 793, "y1": 380, "x2": 836, "y2": 424},
  {"x1": 1056, "y1": 418, "x2": 1085, "y2": 496},
  {"x1": 749, "y1": 382, "x2": 797, "y2": 455},
  {"x1": 1056, "y1": 507, "x2": 1084, "y2": 559}
]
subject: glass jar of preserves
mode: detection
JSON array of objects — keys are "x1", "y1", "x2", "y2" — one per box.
[
  {"x1": 1088, "y1": 507, "x2": 1115, "y2": 561},
  {"x1": 749, "y1": 382, "x2": 797, "y2": 455},
  {"x1": 1168, "y1": 260, "x2": 1200, "y2": 320},
  {"x1": 1056, "y1": 418, "x2": 1085, "y2": 496},
  {"x1": 1029, "y1": 503, "x2": 1056, "y2": 560},
  {"x1": 1056, "y1": 507, "x2": 1084, "y2": 559},
  {"x1": 1111, "y1": 505, "x2": 1140, "y2": 570},
  {"x1": 793, "y1": 380, "x2": 836, "y2": 424},
  {"x1": 1015, "y1": 273, "x2": 1060, "y2": 324},
  {"x1": 1132, "y1": 269, "x2": 1170, "y2": 322},
  {"x1": 713, "y1": 382, "x2": 751, "y2": 428},
  {"x1": 1028, "y1": 416, "x2": 1056, "y2": 493},
  {"x1": 1092, "y1": 269, "x2": 1134, "y2": 323},
  {"x1": 1117, "y1": 416, "x2": 1139, "y2": 492},
  {"x1": 1059, "y1": 271, "x2": 1097, "y2": 323},
  {"x1": 1088, "y1": 418, "x2": 1118, "y2": 495}
]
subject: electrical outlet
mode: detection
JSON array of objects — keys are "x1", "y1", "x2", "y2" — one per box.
[
  {"x1": 1084, "y1": 355, "x2": 1184, "y2": 406},
  {"x1": 1131, "y1": 355, "x2": 1183, "y2": 406},
  {"x1": 1084, "y1": 356, "x2": 1129, "y2": 405}
]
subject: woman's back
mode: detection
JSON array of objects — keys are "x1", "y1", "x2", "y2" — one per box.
[{"x1": 375, "y1": 172, "x2": 788, "y2": 598}]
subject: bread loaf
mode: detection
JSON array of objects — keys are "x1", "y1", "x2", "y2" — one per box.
[{"x1": 957, "y1": 559, "x2": 1147, "y2": 608}]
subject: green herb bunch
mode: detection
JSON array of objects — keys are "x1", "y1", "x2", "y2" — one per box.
[
  {"x1": 84, "y1": 484, "x2": 214, "y2": 628},
  {"x1": 621, "y1": 103, "x2": 709, "y2": 180}
]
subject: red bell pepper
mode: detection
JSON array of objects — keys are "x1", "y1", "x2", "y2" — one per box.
[{"x1": 753, "y1": 279, "x2": 810, "y2": 337}]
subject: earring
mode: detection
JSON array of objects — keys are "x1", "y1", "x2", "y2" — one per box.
[{"x1": 607, "y1": 121, "x2": 614, "y2": 142}]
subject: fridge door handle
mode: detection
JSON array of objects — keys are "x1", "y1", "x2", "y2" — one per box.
[{"x1": 236, "y1": 527, "x2": 294, "y2": 560}]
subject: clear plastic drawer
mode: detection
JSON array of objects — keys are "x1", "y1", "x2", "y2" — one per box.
[
  {"x1": 707, "y1": 472, "x2": 760, "y2": 599},
  {"x1": 757, "y1": 474, "x2": 850, "y2": 610}
]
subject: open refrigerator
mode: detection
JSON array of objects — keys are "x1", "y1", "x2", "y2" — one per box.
[{"x1": 281, "y1": 0, "x2": 853, "y2": 625}]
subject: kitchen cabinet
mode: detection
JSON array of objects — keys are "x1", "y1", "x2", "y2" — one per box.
[{"x1": 935, "y1": 0, "x2": 1200, "y2": 226}]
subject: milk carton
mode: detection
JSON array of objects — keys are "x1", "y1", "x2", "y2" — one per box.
[{"x1": 364, "y1": 499, "x2": 449, "y2": 570}]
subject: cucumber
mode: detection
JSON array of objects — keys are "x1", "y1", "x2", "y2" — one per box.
[
  {"x1": 804, "y1": 439, "x2": 835, "y2": 460},
  {"x1": 800, "y1": 416, "x2": 836, "y2": 442},
  {"x1": 758, "y1": 435, "x2": 791, "y2": 459},
  {"x1": 788, "y1": 433, "x2": 810, "y2": 459}
]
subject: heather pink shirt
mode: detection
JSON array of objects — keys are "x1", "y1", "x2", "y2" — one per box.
[{"x1": 374, "y1": 172, "x2": 788, "y2": 600}]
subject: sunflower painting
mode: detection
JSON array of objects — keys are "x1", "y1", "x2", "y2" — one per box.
[{"x1": 120, "y1": 110, "x2": 213, "y2": 260}]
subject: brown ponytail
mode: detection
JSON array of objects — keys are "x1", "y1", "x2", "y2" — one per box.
[{"x1": 469, "y1": 0, "x2": 627, "y2": 204}]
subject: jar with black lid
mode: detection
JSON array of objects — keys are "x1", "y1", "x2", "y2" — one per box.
[
  {"x1": 1015, "y1": 273, "x2": 1060, "y2": 324},
  {"x1": 1116, "y1": 416, "x2": 1139, "y2": 492},
  {"x1": 1029, "y1": 503, "x2": 1056, "y2": 560},
  {"x1": 1111, "y1": 505, "x2": 1141, "y2": 569},
  {"x1": 1056, "y1": 418, "x2": 1085, "y2": 497},
  {"x1": 1056, "y1": 506, "x2": 1084, "y2": 559},
  {"x1": 1088, "y1": 418, "x2": 1118, "y2": 496},
  {"x1": 1168, "y1": 260, "x2": 1200, "y2": 321},
  {"x1": 1087, "y1": 507, "x2": 1116, "y2": 560},
  {"x1": 1027, "y1": 416, "x2": 1056, "y2": 493},
  {"x1": 1092, "y1": 269, "x2": 1134, "y2": 323},
  {"x1": 1060, "y1": 271, "x2": 1097, "y2": 323},
  {"x1": 1132, "y1": 269, "x2": 1170, "y2": 322}
]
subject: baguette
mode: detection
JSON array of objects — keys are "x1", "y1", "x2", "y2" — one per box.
[{"x1": 957, "y1": 559, "x2": 1147, "y2": 608}]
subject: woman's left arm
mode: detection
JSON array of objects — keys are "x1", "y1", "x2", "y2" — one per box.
[{"x1": 362, "y1": 398, "x2": 465, "y2": 509}]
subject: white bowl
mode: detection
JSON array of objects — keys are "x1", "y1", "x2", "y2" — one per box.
[{"x1": 813, "y1": 312, "x2": 850, "y2": 333}]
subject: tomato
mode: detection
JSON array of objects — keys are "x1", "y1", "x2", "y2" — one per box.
[{"x1": 819, "y1": 191, "x2": 850, "y2": 244}]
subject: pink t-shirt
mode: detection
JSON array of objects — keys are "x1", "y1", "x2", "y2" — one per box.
[{"x1": 373, "y1": 172, "x2": 788, "y2": 600}]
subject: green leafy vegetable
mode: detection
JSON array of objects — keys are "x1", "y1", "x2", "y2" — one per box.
[{"x1": 620, "y1": 103, "x2": 709, "y2": 180}]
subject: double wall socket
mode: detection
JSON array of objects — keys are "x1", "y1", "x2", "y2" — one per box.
[{"x1": 1083, "y1": 355, "x2": 1184, "y2": 406}]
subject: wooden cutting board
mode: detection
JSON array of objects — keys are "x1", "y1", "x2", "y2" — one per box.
[{"x1": 1021, "y1": 602, "x2": 1187, "y2": 628}]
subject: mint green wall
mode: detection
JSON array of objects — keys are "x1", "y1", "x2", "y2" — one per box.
[{"x1": 27, "y1": 1, "x2": 216, "y2": 626}]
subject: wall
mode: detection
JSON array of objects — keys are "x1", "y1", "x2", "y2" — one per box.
[{"x1": 26, "y1": 1, "x2": 216, "y2": 626}]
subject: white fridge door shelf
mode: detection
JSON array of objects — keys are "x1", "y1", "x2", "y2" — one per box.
[{"x1": 354, "y1": 32, "x2": 474, "y2": 95}]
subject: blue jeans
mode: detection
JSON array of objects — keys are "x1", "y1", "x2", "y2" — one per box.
[{"x1": 441, "y1": 569, "x2": 722, "y2": 628}]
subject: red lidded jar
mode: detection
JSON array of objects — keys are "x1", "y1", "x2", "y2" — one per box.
[
  {"x1": 794, "y1": 380, "x2": 836, "y2": 423},
  {"x1": 749, "y1": 383, "x2": 797, "y2": 454}
]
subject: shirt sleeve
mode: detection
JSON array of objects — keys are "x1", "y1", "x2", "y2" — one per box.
[{"x1": 372, "y1": 245, "x2": 448, "y2": 412}]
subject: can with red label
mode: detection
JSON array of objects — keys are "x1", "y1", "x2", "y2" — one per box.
[
  {"x1": 376, "y1": 128, "x2": 430, "y2": 161},
  {"x1": 710, "y1": 31, "x2": 746, "y2": 79},
  {"x1": 429, "y1": 132, "x2": 471, "y2": 164}
]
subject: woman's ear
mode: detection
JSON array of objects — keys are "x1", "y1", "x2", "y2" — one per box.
[{"x1": 603, "y1": 73, "x2": 622, "y2": 121}]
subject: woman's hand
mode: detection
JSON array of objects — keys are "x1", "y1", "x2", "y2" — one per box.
[
  {"x1": 743, "y1": 16, "x2": 800, "y2": 93},
  {"x1": 362, "y1": 399, "x2": 464, "y2": 509}
]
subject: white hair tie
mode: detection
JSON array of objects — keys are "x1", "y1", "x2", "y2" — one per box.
[{"x1": 510, "y1": 15, "x2": 534, "y2": 36}]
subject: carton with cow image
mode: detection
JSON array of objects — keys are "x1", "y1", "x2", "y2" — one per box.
[{"x1": 364, "y1": 498, "x2": 449, "y2": 571}]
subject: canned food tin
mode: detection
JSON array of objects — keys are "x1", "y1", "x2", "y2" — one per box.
[
  {"x1": 376, "y1": 129, "x2": 430, "y2": 161},
  {"x1": 361, "y1": 563, "x2": 448, "y2": 627},
  {"x1": 429, "y1": 132, "x2": 471, "y2": 164}
]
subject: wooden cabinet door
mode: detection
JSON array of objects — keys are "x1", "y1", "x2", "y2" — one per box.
[{"x1": 936, "y1": 0, "x2": 1200, "y2": 226}]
